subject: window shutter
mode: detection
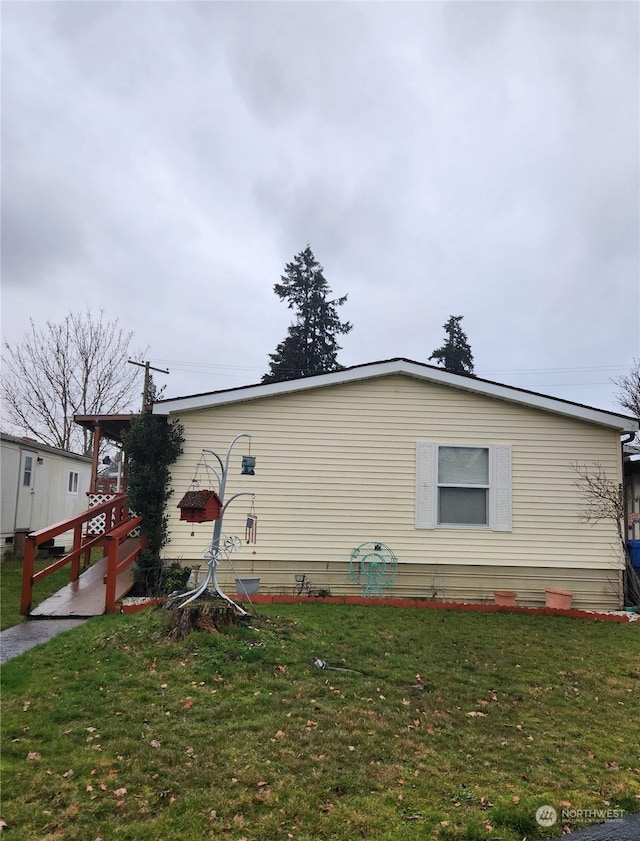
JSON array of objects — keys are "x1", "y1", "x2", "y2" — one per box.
[
  {"x1": 492, "y1": 445, "x2": 512, "y2": 531},
  {"x1": 415, "y1": 442, "x2": 436, "y2": 529}
]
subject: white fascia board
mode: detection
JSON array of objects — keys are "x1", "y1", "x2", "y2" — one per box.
[
  {"x1": 151, "y1": 364, "x2": 391, "y2": 414},
  {"x1": 151, "y1": 358, "x2": 639, "y2": 432},
  {"x1": 0, "y1": 432, "x2": 93, "y2": 462},
  {"x1": 401, "y1": 364, "x2": 638, "y2": 431}
]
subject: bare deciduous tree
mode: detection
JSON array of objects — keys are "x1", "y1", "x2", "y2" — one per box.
[
  {"x1": 2, "y1": 309, "x2": 143, "y2": 455},
  {"x1": 571, "y1": 461, "x2": 640, "y2": 605},
  {"x1": 615, "y1": 359, "x2": 640, "y2": 422}
]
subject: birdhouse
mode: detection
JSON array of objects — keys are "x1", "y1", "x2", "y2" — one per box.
[{"x1": 177, "y1": 489, "x2": 222, "y2": 523}]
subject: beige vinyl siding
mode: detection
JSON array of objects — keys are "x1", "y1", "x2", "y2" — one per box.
[{"x1": 164, "y1": 375, "x2": 624, "y2": 608}]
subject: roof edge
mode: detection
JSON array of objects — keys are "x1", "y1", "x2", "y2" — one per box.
[
  {"x1": 0, "y1": 431, "x2": 93, "y2": 461},
  {"x1": 151, "y1": 358, "x2": 639, "y2": 432}
]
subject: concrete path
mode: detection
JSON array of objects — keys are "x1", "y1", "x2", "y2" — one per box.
[{"x1": 0, "y1": 619, "x2": 87, "y2": 664}]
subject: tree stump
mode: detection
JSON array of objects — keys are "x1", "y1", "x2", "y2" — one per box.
[{"x1": 164, "y1": 592, "x2": 250, "y2": 641}]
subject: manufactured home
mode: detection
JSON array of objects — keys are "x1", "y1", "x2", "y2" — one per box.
[
  {"x1": 152, "y1": 359, "x2": 638, "y2": 611},
  {"x1": 1, "y1": 433, "x2": 92, "y2": 557}
]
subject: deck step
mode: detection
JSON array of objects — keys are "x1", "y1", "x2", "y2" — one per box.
[{"x1": 30, "y1": 539, "x2": 139, "y2": 618}]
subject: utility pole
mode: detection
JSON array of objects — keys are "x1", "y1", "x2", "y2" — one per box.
[{"x1": 127, "y1": 360, "x2": 170, "y2": 411}]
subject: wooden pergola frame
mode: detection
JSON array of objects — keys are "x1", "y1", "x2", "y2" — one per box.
[{"x1": 73, "y1": 414, "x2": 133, "y2": 493}]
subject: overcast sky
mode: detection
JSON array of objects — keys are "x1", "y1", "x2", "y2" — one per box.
[{"x1": 2, "y1": 1, "x2": 639, "y2": 416}]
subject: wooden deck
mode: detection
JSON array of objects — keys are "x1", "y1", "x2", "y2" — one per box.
[{"x1": 30, "y1": 538, "x2": 139, "y2": 618}]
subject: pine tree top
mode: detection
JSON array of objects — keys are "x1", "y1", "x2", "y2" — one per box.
[
  {"x1": 429, "y1": 315, "x2": 475, "y2": 376},
  {"x1": 263, "y1": 246, "x2": 351, "y2": 384}
]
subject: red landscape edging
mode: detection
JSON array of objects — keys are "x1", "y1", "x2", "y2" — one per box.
[{"x1": 234, "y1": 593, "x2": 634, "y2": 622}]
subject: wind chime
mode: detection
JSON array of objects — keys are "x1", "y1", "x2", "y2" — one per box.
[
  {"x1": 241, "y1": 441, "x2": 257, "y2": 544},
  {"x1": 245, "y1": 497, "x2": 258, "y2": 544}
]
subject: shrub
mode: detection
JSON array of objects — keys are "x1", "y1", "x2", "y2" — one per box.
[{"x1": 123, "y1": 407, "x2": 184, "y2": 595}]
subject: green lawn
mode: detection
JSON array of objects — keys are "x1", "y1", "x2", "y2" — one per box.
[
  {"x1": 0, "y1": 554, "x2": 77, "y2": 630},
  {"x1": 1, "y1": 600, "x2": 638, "y2": 840}
]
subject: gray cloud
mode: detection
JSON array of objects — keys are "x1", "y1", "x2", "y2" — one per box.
[{"x1": 1, "y1": 0, "x2": 637, "y2": 413}]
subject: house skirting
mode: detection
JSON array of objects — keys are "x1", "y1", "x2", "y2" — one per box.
[{"x1": 173, "y1": 559, "x2": 624, "y2": 612}]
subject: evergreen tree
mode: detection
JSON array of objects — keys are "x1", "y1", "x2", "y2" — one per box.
[
  {"x1": 122, "y1": 378, "x2": 184, "y2": 594},
  {"x1": 429, "y1": 315, "x2": 475, "y2": 376},
  {"x1": 263, "y1": 245, "x2": 352, "y2": 383}
]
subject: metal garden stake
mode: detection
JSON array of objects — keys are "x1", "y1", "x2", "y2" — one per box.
[{"x1": 178, "y1": 433, "x2": 255, "y2": 613}]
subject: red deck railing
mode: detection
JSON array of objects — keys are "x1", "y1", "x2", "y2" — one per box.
[{"x1": 20, "y1": 494, "x2": 145, "y2": 615}]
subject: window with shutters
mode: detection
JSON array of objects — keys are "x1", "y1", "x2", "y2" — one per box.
[
  {"x1": 416, "y1": 442, "x2": 512, "y2": 531},
  {"x1": 438, "y1": 446, "x2": 489, "y2": 526}
]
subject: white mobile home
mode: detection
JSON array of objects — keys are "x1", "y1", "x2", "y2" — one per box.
[
  {"x1": 152, "y1": 359, "x2": 638, "y2": 611},
  {"x1": 1, "y1": 433, "x2": 92, "y2": 556}
]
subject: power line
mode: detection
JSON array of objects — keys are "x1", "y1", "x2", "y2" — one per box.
[
  {"x1": 481, "y1": 364, "x2": 630, "y2": 376},
  {"x1": 153, "y1": 357, "x2": 632, "y2": 378},
  {"x1": 128, "y1": 359, "x2": 170, "y2": 410}
]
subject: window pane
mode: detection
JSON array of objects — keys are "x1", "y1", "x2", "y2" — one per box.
[
  {"x1": 439, "y1": 487, "x2": 488, "y2": 525},
  {"x1": 438, "y1": 447, "x2": 488, "y2": 485},
  {"x1": 23, "y1": 456, "x2": 33, "y2": 486}
]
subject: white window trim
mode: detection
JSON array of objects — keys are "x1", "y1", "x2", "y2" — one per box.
[
  {"x1": 416, "y1": 442, "x2": 512, "y2": 532},
  {"x1": 68, "y1": 471, "x2": 79, "y2": 494},
  {"x1": 23, "y1": 456, "x2": 33, "y2": 487},
  {"x1": 437, "y1": 445, "x2": 490, "y2": 528}
]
